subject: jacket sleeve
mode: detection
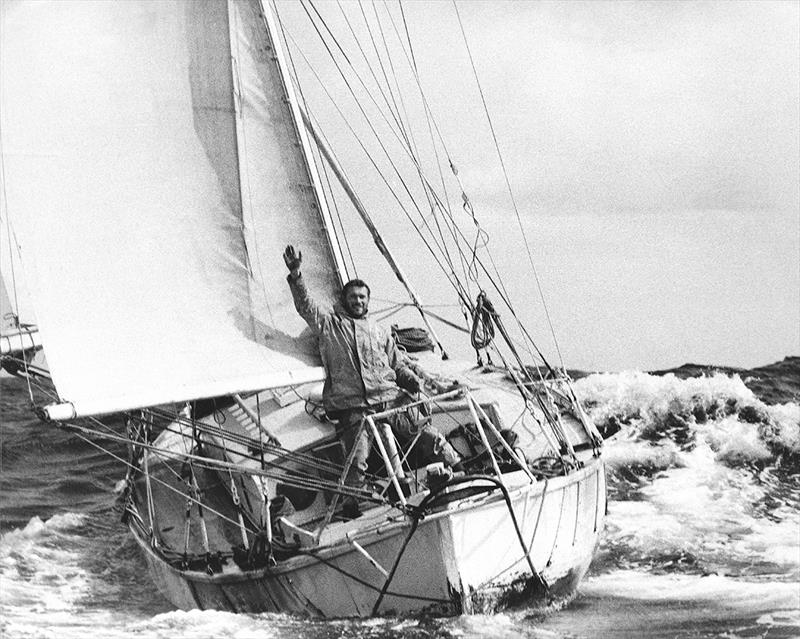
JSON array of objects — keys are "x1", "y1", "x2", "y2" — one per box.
[
  {"x1": 287, "y1": 272, "x2": 328, "y2": 335},
  {"x1": 385, "y1": 332, "x2": 423, "y2": 389}
]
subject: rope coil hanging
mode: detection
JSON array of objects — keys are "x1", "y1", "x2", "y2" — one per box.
[{"x1": 470, "y1": 291, "x2": 495, "y2": 364}]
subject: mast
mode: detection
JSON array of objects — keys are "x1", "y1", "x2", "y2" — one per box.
[
  {"x1": 299, "y1": 108, "x2": 449, "y2": 359},
  {"x1": 258, "y1": 1, "x2": 447, "y2": 355},
  {"x1": 258, "y1": 0, "x2": 348, "y2": 287}
]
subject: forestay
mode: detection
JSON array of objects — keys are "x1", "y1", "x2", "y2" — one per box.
[{"x1": 0, "y1": 0, "x2": 342, "y2": 417}]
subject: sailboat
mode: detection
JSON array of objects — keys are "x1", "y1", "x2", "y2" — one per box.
[{"x1": 0, "y1": 0, "x2": 606, "y2": 617}]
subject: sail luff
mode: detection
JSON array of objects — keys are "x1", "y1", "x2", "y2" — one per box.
[
  {"x1": 224, "y1": 0, "x2": 259, "y2": 340},
  {"x1": 260, "y1": 0, "x2": 347, "y2": 288}
]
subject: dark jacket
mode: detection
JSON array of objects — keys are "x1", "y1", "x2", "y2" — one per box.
[{"x1": 287, "y1": 273, "x2": 417, "y2": 412}]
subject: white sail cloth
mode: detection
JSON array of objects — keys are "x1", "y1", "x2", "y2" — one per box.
[{"x1": 0, "y1": 0, "x2": 341, "y2": 416}]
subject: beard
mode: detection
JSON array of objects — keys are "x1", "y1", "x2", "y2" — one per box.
[{"x1": 345, "y1": 303, "x2": 368, "y2": 318}]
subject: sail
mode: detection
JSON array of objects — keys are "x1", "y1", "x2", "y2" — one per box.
[
  {"x1": 0, "y1": 0, "x2": 341, "y2": 417},
  {"x1": 1, "y1": 194, "x2": 41, "y2": 357},
  {"x1": 0, "y1": 274, "x2": 41, "y2": 357},
  {"x1": 0, "y1": 256, "x2": 22, "y2": 335}
]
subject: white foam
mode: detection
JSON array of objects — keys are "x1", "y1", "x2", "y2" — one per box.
[
  {"x1": 131, "y1": 609, "x2": 284, "y2": 638},
  {"x1": 575, "y1": 369, "x2": 760, "y2": 423},
  {"x1": 0, "y1": 609, "x2": 142, "y2": 639},
  {"x1": 576, "y1": 369, "x2": 800, "y2": 462},
  {"x1": 763, "y1": 402, "x2": 800, "y2": 454},
  {"x1": 0, "y1": 514, "x2": 92, "y2": 611},
  {"x1": 603, "y1": 436, "x2": 682, "y2": 471},
  {"x1": 700, "y1": 415, "x2": 773, "y2": 463},
  {"x1": 605, "y1": 440, "x2": 800, "y2": 574},
  {"x1": 582, "y1": 570, "x2": 800, "y2": 612},
  {"x1": 757, "y1": 609, "x2": 800, "y2": 627}
]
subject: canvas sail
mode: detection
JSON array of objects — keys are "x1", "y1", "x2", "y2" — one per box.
[
  {"x1": 0, "y1": 0, "x2": 341, "y2": 417},
  {"x1": 0, "y1": 233, "x2": 27, "y2": 334},
  {"x1": 1, "y1": 185, "x2": 41, "y2": 356}
]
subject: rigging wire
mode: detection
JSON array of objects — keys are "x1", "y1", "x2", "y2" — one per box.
[
  {"x1": 148, "y1": 408, "x2": 348, "y2": 478},
  {"x1": 304, "y1": 0, "x2": 405, "y2": 145},
  {"x1": 328, "y1": 0, "x2": 408, "y2": 144},
  {"x1": 388, "y1": 4, "x2": 550, "y2": 362},
  {"x1": 302, "y1": 2, "x2": 460, "y2": 251},
  {"x1": 377, "y1": 1, "x2": 468, "y2": 296},
  {"x1": 345, "y1": 0, "x2": 554, "y2": 376},
  {"x1": 357, "y1": 0, "x2": 410, "y2": 150},
  {"x1": 277, "y1": 28, "x2": 468, "y2": 306},
  {"x1": 283, "y1": 4, "x2": 460, "y2": 294},
  {"x1": 63, "y1": 416, "x2": 378, "y2": 502},
  {"x1": 287, "y1": 6, "x2": 559, "y2": 378},
  {"x1": 451, "y1": 0, "x2": 565, "y2": 370},
  {"x1": 71, "y1": 427, "x2": 260, "y2": 537},
  {"x1": 394, "y1": 0, "x2": 483, "y2": 293},
  {"x1": 281, "y1": 10, "x2": 478, "y2": 318},
  {"x1": 345, "y1": 0, "x2": 475, "y2": 293},
  {"x1": 371, "y1": 1, "x2": 421, "y2": 165},
  {"x1": 319, "y1": 148, "x2": 358, "y2": 278},
  {"x1": 273, "y1": 2, "x2": 358, "y2": 278}
]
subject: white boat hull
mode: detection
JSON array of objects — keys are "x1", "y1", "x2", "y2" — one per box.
[{"x1": 131, "y1": 457, "x2": 605, "y2": 617}]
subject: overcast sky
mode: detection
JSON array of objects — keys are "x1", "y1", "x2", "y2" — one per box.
[
  {"x1": 277, "y1": 0, "x2": 799, "y2": 371},
  {"x1": 431, "y1": 0, "x2": 799, "y2": 216},
  {"x1": 5, "y1": 1, "x2": 795, "y2": 372}
]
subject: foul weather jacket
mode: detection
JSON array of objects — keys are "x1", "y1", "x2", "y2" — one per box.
[{"x1": 287, "y1": 272, "x2": 417, "y2": 412}]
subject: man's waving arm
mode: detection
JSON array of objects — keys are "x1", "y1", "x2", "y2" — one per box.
[{"x1": 284, "y1": 245, "x2": 327, "y2": 334}]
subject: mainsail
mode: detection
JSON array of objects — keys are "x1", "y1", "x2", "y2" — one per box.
[{"x1": 0, "y1": 0, "x2": 343, "y2": 417}]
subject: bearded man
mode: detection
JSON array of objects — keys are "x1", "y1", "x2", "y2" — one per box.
[{"x1": 283, "y1": 245, "x2": 461, "y2": 518}]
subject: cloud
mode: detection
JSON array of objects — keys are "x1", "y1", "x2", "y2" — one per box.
[{"x1": 394, "y1": 0, "x2": 800, "y2": 215}]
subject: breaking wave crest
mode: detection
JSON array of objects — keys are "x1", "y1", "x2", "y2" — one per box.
[
  {"x1": 575, "y1": 370, "x2": 800, "y2": 467},
  {"x1": 0, "y1": 513, "x2": 91, "y2": 616},
  {"x1": 573, "y1": 370, "x2": 800, "y2": 591}
]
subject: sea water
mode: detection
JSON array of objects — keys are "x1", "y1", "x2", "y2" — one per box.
[{"x1": 1, "y1": 359, "x2": 798, "y2": 638}]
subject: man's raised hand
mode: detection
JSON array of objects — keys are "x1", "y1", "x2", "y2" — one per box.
[{"x1": 283, "y1": 245, "x2": 302, "y2": 274}]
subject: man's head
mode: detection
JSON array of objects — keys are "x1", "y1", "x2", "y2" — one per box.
[{"x1": 341, "y1": 279, "x2": 370, "y2": 318}]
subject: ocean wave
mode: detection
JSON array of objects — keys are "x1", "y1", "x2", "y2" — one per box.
[
  {"x1": 575, "y1": 371, "x2": 800, "y2": 582},
  {"x1": 0, "y1": 514, "x2": 91, "y2": 612},
  {"x1": 595, "y1": 449, "x2": 800, "y2": 578},
  {"x1": 575, "y1": 370, "x2": 800, "y2": 465}
]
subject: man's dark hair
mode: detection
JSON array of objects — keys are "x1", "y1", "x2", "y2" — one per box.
[{"x1": 341, "y1": 278, "x2": 370, "y2": 299}]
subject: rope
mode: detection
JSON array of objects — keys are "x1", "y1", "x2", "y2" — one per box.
[
  {"x1": 390, "y1": 3, "x2": 475, "y2": 300},
  {"x1": 469, "y1": 291, "x2": 495, "y2": 352},
  {"x1": 296, "y1": 3, "x2": 546, "y2": 362},
  {"x1": 287, "y1": 7, "x2": 474, "y2": 305},
  {"x1": 370, "y1": 510, "x2": 421, "y2": 614},
  {"x1": 296, "y1": 543, "x2": 452, "y2": 606},
  {"x1": 452, "y1": 1, "x2": 565, "y2": 370}
]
